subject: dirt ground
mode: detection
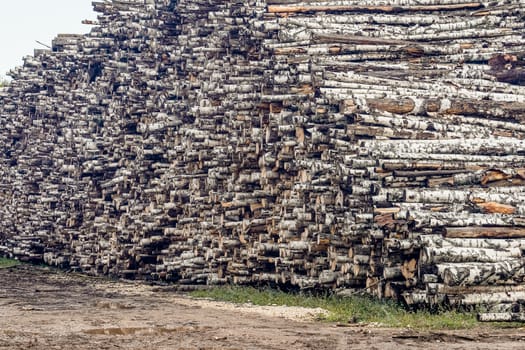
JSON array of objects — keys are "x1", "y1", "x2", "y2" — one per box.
[{"x1": 1, "y1": 265, "x2": 525, "y2": 350}]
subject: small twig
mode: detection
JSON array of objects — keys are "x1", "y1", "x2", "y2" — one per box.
[{"x1": 35, "y1": 40, "x2": 52, "y2": 49}]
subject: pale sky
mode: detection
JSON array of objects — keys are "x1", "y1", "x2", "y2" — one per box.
[{"x1": 0, "y1": 1, "x2": 96, "y2": 78}]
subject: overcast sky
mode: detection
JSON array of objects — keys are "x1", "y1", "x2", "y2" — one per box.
[{"x1": 0, "y1": 0, "x2": 96, "y2": 78}]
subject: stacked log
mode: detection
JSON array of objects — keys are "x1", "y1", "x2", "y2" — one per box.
[
  {"x1": 1, "y1": 0, "x2": 525, "y2": 310},
  {"x1": 259, "y1": 0, "x2": 525, "y2": 309}
]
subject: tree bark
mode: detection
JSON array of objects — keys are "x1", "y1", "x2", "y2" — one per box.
[
  {"x1": 421, "y1": 247, "x2": 522, "y2": 264},
  {"x1": 437, "y1": 260, "x2": 525, "y2": 286},
  {"x1": 419, "y1": 234, "x2": 525, "y2": 250},
  {"x1": 267, "y1": 3, "x2": 483, "y2": 14},
  {"x1": 445, "y1": 227, "x2": 525, "y2": 239}
]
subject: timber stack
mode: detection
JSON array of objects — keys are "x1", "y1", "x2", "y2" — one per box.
[{"x1": 1, "y1": 0, "x2": 525, "y2": 313}]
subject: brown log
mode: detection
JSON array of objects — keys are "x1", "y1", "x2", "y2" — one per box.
[
  {"x1": 384, "y1": 282, "x2": 402, "y2": 299},
  {"x1": 359, "y1": 96, "x2": 525, "y2": 121},
  {"x1": 366, "y1": 98, "x2": 415, "y2": 114},
  {"x1": 268, "y1": 5, "x2": 397, "y2": 14},
  {"x1": 476, "y1": 202, "x2": 516, "y2": 215},
  {"x1": 400, "y1": 258, "x2": 417, "y2": 280},
  {"x1": 427, "y1": 177, "x2": 455, "y2": 187},
  {"x1": 488, "y1": 68, "x2": 525, "y2": 86},
  {"x1": 373, "y1": 207, "x2": 400, "y2": 215},
  {"x1": 267, "y1": 3, "x2": 483, "y2": 14},
  {"x1": 445, "y1": 227, "x2": 525, "y2": 239},
  {"x1": 481, "y1": 170, "x2": 512, "y2": 185}
]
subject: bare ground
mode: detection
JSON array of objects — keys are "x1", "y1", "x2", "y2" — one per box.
[{"x1": 1, "y1": 265, "x2": 525, "y2": 350}]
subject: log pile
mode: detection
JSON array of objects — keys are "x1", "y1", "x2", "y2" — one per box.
[{"x1": 1, "y1": 0, "x2": 525, "y2": 310}]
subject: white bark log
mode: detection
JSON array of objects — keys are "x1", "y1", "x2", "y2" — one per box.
[
  {"x1": 478, "y1": 313, "x2": 525, "y2": 322},
  {"x1": 437, "y1": 260, "x2": 525, "y2": 286},
  {"x1": 450, "y1": 291, "x2": 525, "y2": 305},
  {"x1": 437, "y1": 283, "x2": 525, "y2": 296},
  {"x1": 420, "y1": 234, "x2": 525, "y2": 250},
  {"x1": 362, "y1": 138, "x2": 525, "y2": 158},
  {"x1": 421, "y1": 247, "x2": 522, "y2": 264}
]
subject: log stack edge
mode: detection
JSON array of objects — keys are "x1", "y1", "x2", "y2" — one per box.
[{"x1": 1, "y1": 0, "x2": 525, "y2": 312}]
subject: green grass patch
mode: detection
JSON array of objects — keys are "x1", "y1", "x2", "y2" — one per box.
[
  {"x1": 190, "y1": 286, "x2": 480, "y2": 329},
  {"x1": 0, "y1": 257, "x2": 19, "y2": 269}
]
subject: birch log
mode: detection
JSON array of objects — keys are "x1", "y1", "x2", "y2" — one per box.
[
  {"x1": 478, "y1": 313, "x2": 525, "y2": 322},
  {"x1": 420, "y1": 247, "x2": 522, "y2": 264},
  {"x1": 438, "y1": 260, "x2": 525, "y2": 286}
]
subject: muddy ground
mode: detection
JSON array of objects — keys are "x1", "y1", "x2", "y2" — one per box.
[{"x1": 1, "y1": 265, "x2": 525, "y2": 349}]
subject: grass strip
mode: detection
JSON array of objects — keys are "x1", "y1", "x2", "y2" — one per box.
[
  {"x1": 190, "y1": 286, "x2": 481, "y2": 329},
  {"x1": 0, "y1": 257, "x2": 20, "y2": 269}
]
